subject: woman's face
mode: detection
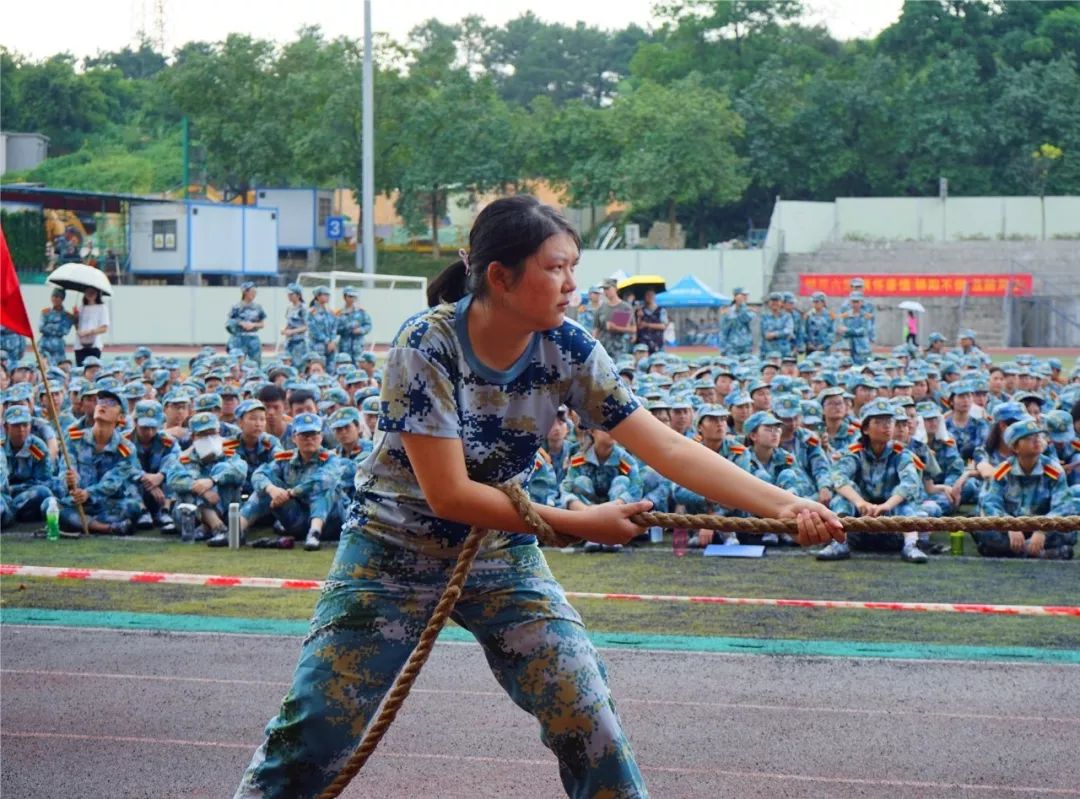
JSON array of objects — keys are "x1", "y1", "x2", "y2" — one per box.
[
  {"x1": 751, "y1": 424, "x2": 782, "y2": 449},
  {"x1": 84, "y1": 287, "x2": 99, "y2": 302},
  {"x1": 1014, "y1": 434, "x2": 1045, "y2": 459},
  {"x1": 864, "y1": 416, "x2": 894, "y2": 446},
  {"x1": 496, "y1": 233, "x2": 578, "y2": 331}
]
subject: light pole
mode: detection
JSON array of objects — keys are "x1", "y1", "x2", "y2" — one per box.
[{"x1": 360, "y1": 0, "x2": 376, "y2": 274}]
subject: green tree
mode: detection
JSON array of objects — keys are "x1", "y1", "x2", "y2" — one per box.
[
  {"x1": 164, "y1": 34, "x2": 290, "y2": 201},
  {"x1": 84, "y1": 38, "x2": 167, "y2": 79},
  {"x1": 612, "y1": 75, "x2": 748, "y2": 243},
  {"x1": 390, "y1": 73, "x2": 516, "y2": 257},
  {"x1": 1, "y1": 53, "x2": 109, "y2": 153}
]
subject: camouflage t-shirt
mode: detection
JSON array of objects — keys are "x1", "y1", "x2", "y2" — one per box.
[{"x1": 346, "y1": 294, "x2": 639, "y2": 554}]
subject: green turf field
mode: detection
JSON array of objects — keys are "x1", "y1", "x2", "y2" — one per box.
[{"x1": 2, "y1": 531, "x2": 1076, "y2": 651}]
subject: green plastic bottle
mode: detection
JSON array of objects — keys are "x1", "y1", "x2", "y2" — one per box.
[{"x1": 45, "y1": 497, "x2": 60, "y2": 541}]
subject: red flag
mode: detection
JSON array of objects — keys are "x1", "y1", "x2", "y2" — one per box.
[{"x1": 0, "y1": 225, "x2": 34, "y2": 339}]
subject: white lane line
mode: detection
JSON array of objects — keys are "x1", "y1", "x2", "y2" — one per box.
[
  {"x1": 3, "y1": 731, "x2": 1078, "y2": 795},
  {"x1": 4, "y1": 668, "x2": 1079, "y2": 725}
]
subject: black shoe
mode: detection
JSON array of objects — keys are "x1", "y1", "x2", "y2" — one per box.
[
  {"x1": 192, "y1": 525, "x2": 212, "y2": 542},
  {"x1": 135, "y1": 512, "x2": 154, "y2": 530},
  {"x1": 109, "y1": 520, "x2": 134, "y2": 536},
  {"x1": 155, "y1": 511, "x2": 177, "y2": 534},
  {"x1": 304, "y1": 530, "x2": 322, "y2": 551},
  {"x1": 207, "y1": 531, "x2": 229, "y2": 548}
]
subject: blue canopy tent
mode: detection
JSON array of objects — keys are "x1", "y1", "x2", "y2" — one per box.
[
  {"x1": 655, "y1": 275, "x2": 731, "y2": 308},
  {"x1": 655, "y1": 275, "x2": 731, "y2": 346}
]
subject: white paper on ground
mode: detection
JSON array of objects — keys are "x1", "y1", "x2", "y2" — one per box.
[{"x1": 703, "y1": 544, "x2": 766, "y2": 558}]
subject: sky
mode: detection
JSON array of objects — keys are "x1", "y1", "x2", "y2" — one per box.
[{"x1": 2, "y1": 0, "x2": 904, "y2": 62}]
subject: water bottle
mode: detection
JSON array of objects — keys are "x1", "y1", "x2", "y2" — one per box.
[
  {"x1": 45, "y1": 497, "x2": 60, "y2": 541},
  {"x1": 227, "y1": 503, "x2": 241, "y2": 550},
  {"x1": 648, "y1": 526, "x2": 664, "y2": 544},
  {"x1": 177, "y1": 503, "x2": 197, "y2": 542},
  {"x1": 950, "y1": 530, "x2": 965, "y2": 556},
  {"x1": 673, "y1": 528, "x2": 688, "y2": 557}
]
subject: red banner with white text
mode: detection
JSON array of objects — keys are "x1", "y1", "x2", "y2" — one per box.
[{"x1": 798, "y1": 273, "x2": 1033, "y2": 298}]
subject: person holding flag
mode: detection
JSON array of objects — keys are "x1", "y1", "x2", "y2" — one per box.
[{"x1": 1, "y1": 225, "x2": 89, "y2": 534}]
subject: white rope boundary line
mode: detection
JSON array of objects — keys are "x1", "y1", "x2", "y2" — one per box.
[{"x1": 3, "y1": 563, "x2": 1079, "y2": 617}]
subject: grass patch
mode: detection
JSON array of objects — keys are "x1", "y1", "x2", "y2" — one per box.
[{"x1": 2, "y1": 532, "x2": 1077, "y2": 651}]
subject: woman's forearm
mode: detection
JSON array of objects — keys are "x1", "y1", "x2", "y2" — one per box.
[{"x1": 436, "y1": 479, "x2": 590, "y2": 538}]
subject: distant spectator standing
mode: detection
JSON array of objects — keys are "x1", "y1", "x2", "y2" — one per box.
[
  {"x1": 281, "y1": 283, "x2": 308, "y2": 364},
  {"x1": 39, "y1": 288, "x2": 76, "y2": 364},
  {"x1": 74, "y1": 286, "x2": 109, "y2": 366},
  {"x1": 635, "y1": 288, "x2": 668, "y2": 354},
  {"x1": 905, "y1": 311, "x2": 918, "y2": 347},
  {"x1": 594, "y1": 278, "x2": 635, "y2": 358},
  {"x1": 226, "y1": 282, "x2": 267, "y2": 365},
  {"x1": 307, "y1": 286, "x2": 337, "y2": 359},
  {"x1": 336, "y1": 287, "x2": 372, "y2": 362},
  {"x1": 720, "y1": 287, "x2": 755, "y2": 356}
]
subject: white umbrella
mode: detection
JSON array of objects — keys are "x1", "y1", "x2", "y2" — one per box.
[
  {"x1": 47, "y1": 262, "x2": 113, "y2": 297},
  {"x1": 898, "y1": 300, "x2": 926, "y2": 313}
]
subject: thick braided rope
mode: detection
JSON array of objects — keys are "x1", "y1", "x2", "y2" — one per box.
[
  {"x1": 316, "y1": 483, "x2": 566, "y2": 799},
  {"x1": 627, "y1": 513, "x2": 1080, "y2": 535}
]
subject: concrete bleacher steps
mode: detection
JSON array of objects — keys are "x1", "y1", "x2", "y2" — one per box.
[{"x1": 770, "y1": 241, "x2": 1080, "y2": 348}]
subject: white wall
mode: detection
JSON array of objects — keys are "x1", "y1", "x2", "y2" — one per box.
[
  {"x1": 130, "y1": 203, "x2": 187, "y2": 273},
  {"x1": 775, "y1": 201, "x2": 835, "y2": 253},
  {"x1": 256, "y1": 189, "x2": 313, "y2": 249},
  {"x1": 776, "y1": 195, "x2": 1080, "y2": 248},
  {"x1": 17, "y1": 284, "x2": 425, "y2": 347}
]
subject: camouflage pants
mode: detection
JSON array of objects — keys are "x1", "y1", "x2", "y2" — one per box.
[
  {"x1": 337, "y1": 336, "x2": 366, "y2": 362},
  {"x1": 973, "y1": 529, "x2": 1077, "y2": 557},
  {"x1": 232, "y1": 333, "x2": 263, "y2": 365},
  {"x1": 284, "y1": 338, "x2": 307, "y2": 364},
  {"x1": 240, "y1": 494, "x2": 343, "y2": 541},
  {"x1": 39, "y1": 337, "x2": 66, "y2": 364},
  {"x1": 7, "y1": 485, "x2": 54, "y2": 522},
  {"x1": 59, "y1": 495, "x2": 142, "y2": 531},
  {"x1": 829, "y1": 496, "x2": 927, "y2": 551},
  {"x1": 234, "y1": 533, "x2": 647, "y2": 799}
]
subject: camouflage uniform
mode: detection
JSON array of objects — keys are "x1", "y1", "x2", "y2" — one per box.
[
  {"x1": 226, "y1": 301, "x2": 267, "y2": 364},
  {"x1": 335, "y1": 303, "x2": 373, "y2": 362},
  {"x1": 307, "y1": 304, "x2": 338, "y2": 359},
  {"x1": 976, "y1": 455, "x2": 1076, "y2": 556},
  {"x1": 2, "y1": 431, "x2": 55, "y2": 521},
  {"x1": 946, "y1": 414, "x2": 989, "y2": 463},
  {"x1": 527, "y1": 448, "x2": 561, "y2": 507},
  {"x1": 803, "y1": 308, "x2": 836, "y2": 353},
  {"x1": 283, "y1": 303, "x2": 308, "y2": 363},
  {"x1": 234, "y1": 431, "x2": 282, "y2": 495},
  {"x1": 830, "y1": 440, "x2": 927, "y2": 551},
  {"x1": 233, "y1": 294, "x2": 646, "y2": 798},
  {"x1": 61, "y1": 427, "x2": 143, "y2": 531},
  {"x1": 38, "y1": 306, "x2": 76, "y2": 364},
  {"x1": 0, "y1": 325, "x2": 26, "y2": 364},
  {"x1": 164, "y1": 436, "x2": 248, "y2": 521},
  {"x1": 838, "y1": 309, "x2": 873, "y2": 364},
  {"x1": 759, "y1": 311, "x2": 795, "y2": 357},
  {"x1": 721, "y1": 305, "x2": 755, "y2": 356},
  {"x1": 240, "y1": 446, "x2": 342, "y2": 538},
  {"x1": 559, "y1": 442, "x2": 642, "y2": 507}
]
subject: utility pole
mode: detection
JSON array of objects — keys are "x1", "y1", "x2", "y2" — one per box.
[{"x1": 360, "y1": 0, "x2": 376, "y2": 273}]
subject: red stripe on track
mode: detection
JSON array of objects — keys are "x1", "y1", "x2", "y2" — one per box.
[{"x1": 130, "y1": 573, "x2": 165, "y2": 583}]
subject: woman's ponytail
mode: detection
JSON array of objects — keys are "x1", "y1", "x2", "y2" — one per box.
[{"x1": 427, "y1": 259, "x2": 469, "y2": 307}]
